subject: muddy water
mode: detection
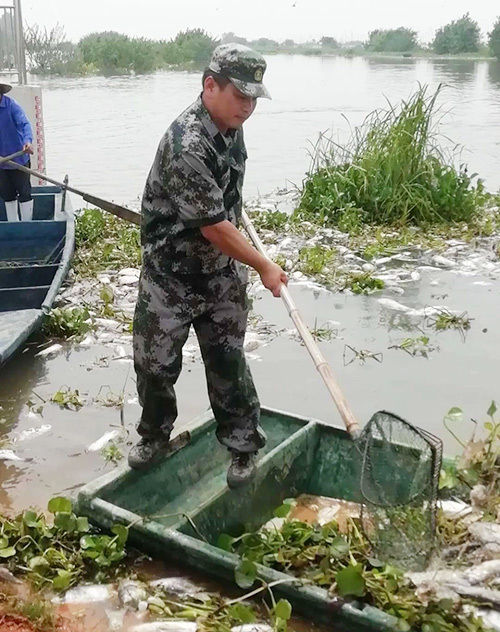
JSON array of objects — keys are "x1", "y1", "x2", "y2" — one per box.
[
  {"x1": 1, "y1": 52, "x2": 500, "y2": 631},
  {"x1": 36, "y1": 55, "x2": 500, "y2": 205}
]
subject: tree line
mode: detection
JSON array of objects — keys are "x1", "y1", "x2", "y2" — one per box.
[{"x1": 23, "y1": 14, "x2": 500, "y2": 77}]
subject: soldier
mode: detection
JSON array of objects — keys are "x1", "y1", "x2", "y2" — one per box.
[{"x1": 130, "y1": 44, "x2": 288, "y2": 488}]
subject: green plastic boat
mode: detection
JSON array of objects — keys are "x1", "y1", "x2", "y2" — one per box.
[{"x1": 77, "y1": 407, "x2": 422, "y2": 631}]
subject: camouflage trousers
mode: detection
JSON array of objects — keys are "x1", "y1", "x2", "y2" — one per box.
[{"x1": 133, "y1": 262, "x2": 265, "y2": 453}]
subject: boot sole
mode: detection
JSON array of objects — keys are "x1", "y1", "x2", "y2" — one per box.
[{"x1": 128, "y1": 431, "x2": 191, "y2": 470}]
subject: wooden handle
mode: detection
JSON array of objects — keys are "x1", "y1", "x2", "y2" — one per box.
[
  {"x1": 6, "y1": 160, "x2": 141, "y2": 225},
  {"x1": 241, "y1": 210, "x2": 360, "y2": 438},
  {"x1": 0, "y1": 150, "x2": 28, "y2": 165}
]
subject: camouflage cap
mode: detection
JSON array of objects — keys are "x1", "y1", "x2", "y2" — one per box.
[
  {"x1": 0, "y1": 83, "x2": 12, "y2": 95},
  {"x1": 208, "y1": 43, "x2": 271, "y2": 99}
]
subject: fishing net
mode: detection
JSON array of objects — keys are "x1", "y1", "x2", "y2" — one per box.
[{"x1": 358, "y1": 411, "x2": 442, "y2": 571}]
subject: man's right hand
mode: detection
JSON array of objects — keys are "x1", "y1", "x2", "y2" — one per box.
[{"x1": 258, "y1": 260, "x2": 288, "y2": 297}]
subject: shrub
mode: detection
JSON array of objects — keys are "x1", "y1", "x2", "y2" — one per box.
[
  {"x1": 294, "y1": 85, "x2": 485, "y2": 228},
  {"x1": 489, "y1": 17, "x2": 500, "y2": 60},
  {"x1": 367, "y1": 28, "x2": 418, "y2": 52},
  {"x1": 432, "y1": 14, "x2": 481, "y2": 54}
]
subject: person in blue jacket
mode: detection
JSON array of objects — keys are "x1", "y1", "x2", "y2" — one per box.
[{"x1": 0, "y1": 82, "x2": 34, "y2": 221}]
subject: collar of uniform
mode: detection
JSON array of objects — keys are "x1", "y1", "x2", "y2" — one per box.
[
  {"x1": 195, "y1": 95, "x2": 235, "y2": 149},
  {"x1": 0, "y1": 96, "x2": 7, "y2": 108}
]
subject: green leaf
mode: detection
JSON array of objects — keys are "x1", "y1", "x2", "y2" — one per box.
[
  {"x1": 227, "y1": 603, "x2": 256, "y2": 624},
  {"x1": 29, "y1": 556, "x2": 50, "y2": 570},
  {"x1": 274, "y1": 599, "x2": 292, "y2": 621},
  {"x1": 80, "y1": 535, "x2": 99, "y2": 549},
  {"x1": 0, "y1": 547, "x2": 16, "y2": 558},
  {"x1": 273, "y1": 503, "x2": 292, "y2": 518},
  {"x1": 54, "y1": 512, "x2": 77, "y2": 532},
  {"x1": 217, "y1": 533, "x2": 234, "y2": 552},
  {"x1": 234, "y1": 559, "x2": 257, "y2": 589},
  {"x1": 76, "y1": 517, "x2": 89, "y2": 532},
  {"x1": 487, "y1": 400, "x2": 497, "y2": 418},
  {"x1": 444, "y1": 407, "x2": 463, "y2": 422},
  {"x1": 52, "y1": 569, "x2": 72, "y2": 591},
  {"x1": 368, "y1": 557, "x2": 384, "y2": 568},
  {"x1": 111, "y1": 524, "x2": 128, "y2": 546},
  {"x1": 23, "y1": 510, "x2": 39, "y2": 528},
  {"x1": 330, "y1": 535, "x2": 350, "y2": 558},
  {"x1": 48, "y1": 497, "x2": 72, "y2": 514},
  {"x1": 335, "y1": 563, "x2": 366, "y2": 597},
  {"x1": 0, "y1": 536, "x2": 9, "y2": 548}
]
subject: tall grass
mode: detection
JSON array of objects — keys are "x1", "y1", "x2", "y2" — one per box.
[{"x1": 295, "y1": 85, "x2": 486, "y2": 227}]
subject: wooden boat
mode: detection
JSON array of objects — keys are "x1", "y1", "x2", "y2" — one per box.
[
  {"x1": 0, "y1": 185, "x2": 74, "y2": 365},
  {"x1": 77, "y1": 407, "x2": 424, "y2": 631}
]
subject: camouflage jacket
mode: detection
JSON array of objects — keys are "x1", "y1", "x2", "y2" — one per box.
[{"x1": 141, "y1": 95, "x2": 247, "y2": 275}]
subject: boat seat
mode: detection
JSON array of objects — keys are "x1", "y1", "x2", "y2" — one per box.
[
  {"x1": 0, "y1": 264, "x2": 59, "y2": 289},
  {"x1": 0, "y1": 221, "x2": 66, "y2": 263},
  {"x1": 0, "y1": 285, "x2": 50, "y2": 312}
]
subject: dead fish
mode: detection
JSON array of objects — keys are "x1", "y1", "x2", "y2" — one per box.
[
  {"x1": 0, "y1": 565, "x2": 21, "y2": 583},
  {"x1": 87, "y1": 430, "x2": 121, "y2": 452},
  {"x1": 35, "y1": 343, "x2": 62, "y2": 357},
  {"x1": 0, "y1": 449, "x2": 25, "y2": 462},
  {"x1": 130, "y1": 622, "x2": 198, "y2": 632},
  {"x1": 449, "y1": 584, "x2": 500, "y2": 608},
  {"x1": 118, "y1": 579, "x2": 148, "y2": 609},
  {"x1": 474, "y1": 609, "x2": 500, "y2": 632},
  {"x1": 463, "y1": 560, "x2": 500, "y2": 585},
  {"x1": 15, "y1": 424, "x2": 51, "y2": 442},
  {"x1": 54, "y1": 583, "x2": 113, "y2": 603},
  {"x1": 469, "y1": 522, "x2": 500, "y2": 546},
  {"x1": 231, "y1": 626, "x2": 273, "y2": 632},
  {"x1": 149, "y1": 576, "x2": 210, "y2": 601}
]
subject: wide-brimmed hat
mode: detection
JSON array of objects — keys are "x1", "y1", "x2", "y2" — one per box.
[
  {"x1": 208, "y1": 43, "x2": 271, "y2": 99},
  {"x1": 0, "y1": 83, "x2": 12, "y2": 94}
]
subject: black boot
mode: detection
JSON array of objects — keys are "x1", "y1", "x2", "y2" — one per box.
[
  {"x1": 227, "y1": 451, "x2": 257, "y2": 489},
  {"x1": 128, "y1": 435, "x2": 171, "y2": 470}
]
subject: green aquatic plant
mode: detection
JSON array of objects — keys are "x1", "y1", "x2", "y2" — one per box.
[
  {"x1": 0, "y1": 497, "x2": 128, "y2": 591},
  {"x1": 295, "y1": 85, "x2": 486, "y2": 228},
  {"x1": 439, "y1": 402, "x2": 499, "y2": 517},
  {"x1": 427, "y1": 309, "x2": 472, "y2": 336},
  {"x1": 389, "y1": 335, "x2": 439, "y2": 358},
  {"x1": 101, "y1": 441, "x2": 124, "y2": 465},
  {"x1": 43, "y1": 306, "x2": 93, "y2": 340},
  {"x1": 344, "y1": 272, "x2": 385, "y2": 294},
  {"x1": 218, "y1": 507, "x2": 490, "y2": 632},
  {"x1": 248, "y1": 209, "x2": 289, "y2": 231},
  {"x1": 74, "y1": 208, "x2": 141, "y2": 278},
  {"x1": 298, "y1": 244, "x2": 336, "y2": 275},
  {"x1": 50, "y1": 386, "x2": 84, "y2": 411}
]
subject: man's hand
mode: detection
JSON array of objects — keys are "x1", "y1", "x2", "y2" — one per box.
[
  {"x1": 23, "y1": 143, "x2": 34, "y2": 155},
  {"x1": 258, "y1": 260, "x2": 288, "y2": 297}
]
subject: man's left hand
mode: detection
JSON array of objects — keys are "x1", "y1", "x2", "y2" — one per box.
[{"x1": 23, "y1": 143, "x2": 34, "y2": 155}]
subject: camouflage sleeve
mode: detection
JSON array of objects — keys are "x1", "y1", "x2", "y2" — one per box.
[{"x1": 169, "y1": 150, "x2": 226, "y2": 229}]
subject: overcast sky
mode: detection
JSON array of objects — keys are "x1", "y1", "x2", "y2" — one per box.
[{"x1": 22, "y1": 0, "x2": 498, "y2": 45}]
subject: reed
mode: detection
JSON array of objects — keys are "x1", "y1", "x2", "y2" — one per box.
[{"x1": 295, "y1": 85, "x2": 486, "y2": 228}]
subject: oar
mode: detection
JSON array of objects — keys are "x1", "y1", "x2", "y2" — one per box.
[
  {"x1": 0, "y1": 150, "x2": 28, "y2": 165},
  {"x1": 241, "y1": 210, "x2": 360, "y2": 439},
  {"x1": 5, "y1": 160, "x2": 141, "y2": 226}
]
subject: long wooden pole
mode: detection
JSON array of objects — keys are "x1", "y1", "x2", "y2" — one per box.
[
  {"x1": 5, "y1": 160, "x2": 141, "y2": 226},
  {"x1": 241, "y1": 210, "x2": 360, "y2": 438},
  {"x1": 0, "y1": 150, "x2": 28, "y2": 165}
]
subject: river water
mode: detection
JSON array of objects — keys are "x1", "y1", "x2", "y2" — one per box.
[
  {"x1": 1, "y1": 54, "x2": 499, "y2": 631},
  {"x1": 36, "y1": 54, "x2": 500, "y2": 204}
]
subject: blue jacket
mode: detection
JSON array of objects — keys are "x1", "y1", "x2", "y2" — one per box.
[{"x1": 0, "y1": 94, "x2": 33, "y2": 169}]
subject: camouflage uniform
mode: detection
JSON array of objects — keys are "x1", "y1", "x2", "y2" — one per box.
[{"x1": 134, "y1": 46, "x2": 270, "y2": 453}]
